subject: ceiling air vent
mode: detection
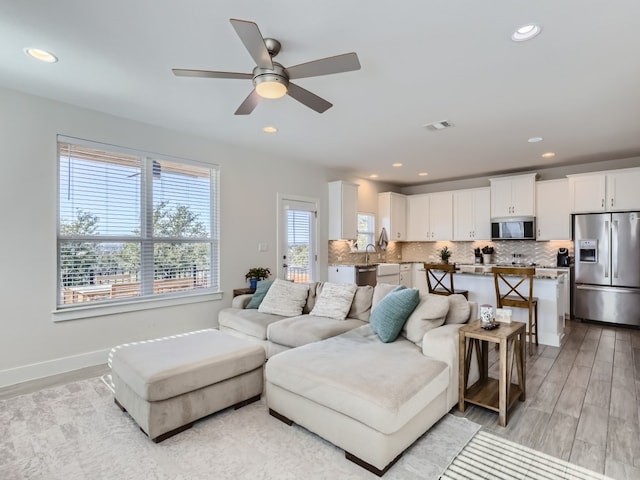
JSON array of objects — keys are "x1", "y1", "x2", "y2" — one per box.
[{"x1": 423, "y1": 120, "x2": 454, "y2": 131}]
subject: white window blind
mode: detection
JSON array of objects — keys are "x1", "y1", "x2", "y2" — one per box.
[
  {"x1": 356, "y1": 213, "x2": 375, "y2": 251},
  {"x1": 285, "y1": 207, "x2": 314, "y2": 283},
  {"x1": 57, "y1": 137, "x2": 219, "y2": 308}
]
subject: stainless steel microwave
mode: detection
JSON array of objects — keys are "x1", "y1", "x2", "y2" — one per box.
[{"x1": 491, "y1": 217, "x2": 536, "y2": 240}]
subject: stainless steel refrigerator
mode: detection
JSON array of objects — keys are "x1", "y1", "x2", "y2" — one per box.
[{"x1": 573, "y1": 212, "x2": 640, "y2": 326}]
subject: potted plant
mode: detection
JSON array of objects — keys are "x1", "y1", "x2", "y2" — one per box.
[
  {"x1": 439, "y1": 246, "x2": 452, "y2": 264},
  {"x1": 481, "y1": 246, "x2": 494, "y2": 265},
  {"x1": 245, "y1": 267, "x2": 271, "y2": 290}
]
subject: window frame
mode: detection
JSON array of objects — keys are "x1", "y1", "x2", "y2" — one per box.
[{"x1": 53, "y1": 136, "x2": 221, "y2": 321}]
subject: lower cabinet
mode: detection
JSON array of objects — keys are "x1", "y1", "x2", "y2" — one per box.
[
  {"x1": 412, "y1": 263, "x2": 428, "y2": 293},
  {"x1": 328, "y1": 266, "x2": 356, "y2": 284}
]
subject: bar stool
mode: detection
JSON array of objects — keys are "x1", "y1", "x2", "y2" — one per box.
[
  {"x1": 492, "y1": 266, "x2": 538, "y2": 355},
  {"x1": 423, "y1": 263, "x2": 468, "y2": 299}
]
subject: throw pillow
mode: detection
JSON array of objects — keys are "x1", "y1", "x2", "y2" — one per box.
[
  {"x1": 348, "y1": 285, "x2": 374, "y2": 321},
  {"x1": 370, "y1": 287, "x2": 420, "y2": 343},
  {"x1": 401, "y1": 293, "x2": 449, "y2": 344},
  {"x1": 258, "y1": 279, "x2": 310, "y2": 317},
  {"x1": 310, "y1": 282, "x2": 358, "y2": 320},
  {"x1": 245, "y1": 280, "x2": 273, "y2": 309},
  {"x1": 372, "y1": 283, "x2": 404, "y2": 310},
  {"x1": 444, "y1": 294, "x2": 471, "y2": 324}
]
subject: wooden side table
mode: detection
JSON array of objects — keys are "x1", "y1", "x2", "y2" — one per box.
[
  {"x1": 232, "y1": 288, "x2": 255, "y2": 297},
  {"x1": 458, "y1": 319, "x2": 526, "y2": 427}
]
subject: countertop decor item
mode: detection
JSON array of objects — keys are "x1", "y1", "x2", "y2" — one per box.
[
  {"x1": 439, "y1": 246, "x2": 452, "y2": 264},
  {"x1": 245, "y1": 267, "x2": 271, "y2": 289}
]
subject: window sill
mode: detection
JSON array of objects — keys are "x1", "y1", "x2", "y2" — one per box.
[{"x1": 52, "y1": 290, "x2": 223, "y2": 322}]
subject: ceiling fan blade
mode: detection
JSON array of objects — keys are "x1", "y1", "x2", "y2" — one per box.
[
  {"x1": 234, "y1": 89, "x2": 262, "y2": 115},
  {"x1": 172, "y1": 69, "x2": 252, "y2": 80},
  {"x1": 230, "y1": 19, "x2": 273, "y2": 70},
  {"x1": 287, "y1": 82, "x2": 332, "y2": 113},
  {"x1": 287, "y1": 52, "x2": 361, "y2": 79}
]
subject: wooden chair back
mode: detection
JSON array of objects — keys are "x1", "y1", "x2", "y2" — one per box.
[
  {"x1": 492, "y1": 267, "x2": 535, "y2": 309},
  {"x1": 423, "y1": 262, "x2": 458, "y2": 296}
]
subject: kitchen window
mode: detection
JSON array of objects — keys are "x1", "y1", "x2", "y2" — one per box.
[
  {"x1": 356, "y1": 213, "x2": 376, "y2": 251},
  {"x1": 56, "y1": 136, "x2": 219, "y2": 317}
]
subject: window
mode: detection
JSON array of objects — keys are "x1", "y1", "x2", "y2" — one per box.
[
  {"x1": 356, "y1": 213, "x2": 376, "y2": 251},
  {"x1": 57, "y1": 137, "x2": 219, "y2": 310}
]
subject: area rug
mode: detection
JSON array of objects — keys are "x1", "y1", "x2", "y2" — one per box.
[
  {"x1": 441, "y1": 429, "x2": 614, "y2": 480},
  {"x1": 1, "y1": 376, "x2": 480, "y2": 479}
]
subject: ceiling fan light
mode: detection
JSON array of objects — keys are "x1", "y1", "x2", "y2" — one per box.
[{"x1": 255, "y1": 77, "x2": 288, "y2": 99}]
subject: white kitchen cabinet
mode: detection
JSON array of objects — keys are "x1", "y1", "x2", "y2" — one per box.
[
  {"x1": 412, "y1": 263, "x2": 428, "y2": 293},
  {"x1": 378, "y1": 192, "x2": 407, "y2": 241},
  {"x1": 399, "y1": 263, "x2": 412, "y2": 287},
  {"x1": 453, "y1": 187, "x2": 491, "y2": 240},
  {"x1": 328, "y1": 265, "x2": 356, "y2": 284},
  {"x1": 568, "y1": 167, "x2": 640, "y2": 213},
  {"x1": 535, "y1": 179, "x2": 571, "y2": 240},
  {"x1": 489, "y1": 173, "x2": 536, "y2": 218},
  {"x1": 406, "y1": 192, "x2": 453, "y2": 241},
  {"x1": 328, "y1": 181, "x2": 358, "y2": 240}
]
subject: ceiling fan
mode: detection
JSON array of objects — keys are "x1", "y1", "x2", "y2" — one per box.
[{"x1": 172, "y1": 19, "x2": 361, "y2": 115}]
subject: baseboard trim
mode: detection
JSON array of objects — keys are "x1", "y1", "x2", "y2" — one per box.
[{"x1": 0, "y1": 349, "x2": 110, "y2": 388}]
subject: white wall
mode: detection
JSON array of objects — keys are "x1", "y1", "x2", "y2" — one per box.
[{"x1": 0, "y1": 87, "x2": 338, "y2": 386}]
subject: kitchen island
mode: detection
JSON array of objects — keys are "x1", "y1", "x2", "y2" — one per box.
[{"x1": 452, "y1": 267, "x2": 568, "y2": 347}]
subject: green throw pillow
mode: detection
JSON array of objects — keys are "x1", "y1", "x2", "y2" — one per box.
[
  {"x1": 246, "y1": 280, "x2": 273, "y2": 309},
  {"x1": 370, "y1": 287, "x2": 420, "y2": 343}
]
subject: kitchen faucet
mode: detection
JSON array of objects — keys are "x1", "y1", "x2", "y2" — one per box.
[{"x1": 365, "y1": 244, "x2": 376, "y2": 265}]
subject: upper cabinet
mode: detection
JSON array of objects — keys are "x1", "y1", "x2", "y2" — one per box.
[
  {"x1": 568, "y1": 168, "x2": 640, "y2": 213},
  {"x1": 406, "y1": 192, "x2": 453, "y2": 241},
  {"x1": 379, "y1": 192, "x2": 407, "y2": 241},
  {"x1": 328, "y1": 181, "x2": 358, "y2": 240},
  {"x1": 536, "y1": 179, "x2": 571, "y2": 240},
  {"x1": 489, "y1": 173, "x2": 536, "y2": 218},
  {"x1": 453, "y1": 187, "x2": 491, "y2": 241}
]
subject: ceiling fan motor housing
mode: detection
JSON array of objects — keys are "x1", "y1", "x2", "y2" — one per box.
[{"x1": 252, "y1": 62, "x2": 289, "y2": 98}]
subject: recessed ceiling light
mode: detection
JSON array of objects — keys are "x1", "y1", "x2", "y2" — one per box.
[
  {"x1": 528, "y1": 136, "x2": 543, "y2": 143},
  {"x1": 541, "y1": 152, "x2": 556, "y2": 158},
  {"x1": 24, "y1": 47, "x2": 58, "y2": 63},
  {"x1": 262, "y1": 126, "x2": 278, "y2": 133},
  {"x1": 392, "y1": 163, "x2": 403, "y2": 167},
  {"x1": 418, "y1": 172, "x2": 429, "y2": 177},
  {"x1": 369, "y1": 174, "x2": 379, "y2": 179},
  {"x1": 511, "y1": 24, "x2": 542, "y2": 42}
]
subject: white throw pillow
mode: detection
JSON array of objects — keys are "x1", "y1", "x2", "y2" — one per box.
[
  {"x1": 310, "y1": 282, "x2": 358, "y2": 320},
  {"x1": 402, "y1": 293, "x2": 449, "y2": 344},
  {"x1": 258, "y1": 279, "x2": 310, "y2": 317},
  {"x1": 444, "y1": 294, "x2": 471, "y2": 324}
]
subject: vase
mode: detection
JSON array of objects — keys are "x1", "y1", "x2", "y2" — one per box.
[
  {"x1": 249, "y1": 278, "x2": 258, "y2": 290},
  {"x1": 482, "y1": 254, "x2": 492, "y2": 265}
]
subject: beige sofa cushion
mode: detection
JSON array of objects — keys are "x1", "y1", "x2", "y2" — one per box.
[
  {"x1": 371, "y1": 283, "x2": 400, "y2": 309},
  {"x1": 267, "y1": 315, "x2": 366, "y2": 348},
  {"x1": 111, "y1": 329, "x2": 265, "y2": 402},
  {"x1": 310, "y1": 282, "x2": 357, "y2": 320},
  {"x1": 266, "y1": 325, "x2": 449, "y2": 434},
  {"x1": 444, "y1": 294, "x2": 472, "y2": 324},
  {"x1": 401, "y1": 293, "x2": 449, "y2": 344},
  {"x1": 348, "y1": 285, "x2": 374, "y2": 322},
  {"x1": 218, "y1": 308, "x2": 286, "y2": 340},
  {"x1": 259, "y1": 279, "x2": 310, "y2": 317}
]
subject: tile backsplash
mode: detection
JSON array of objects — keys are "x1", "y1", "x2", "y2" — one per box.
[{"x1": 329, "y1": 239, "x2": 574, "y2": 267}]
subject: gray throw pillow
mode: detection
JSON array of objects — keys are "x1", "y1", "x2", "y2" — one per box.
[
  {"x1": 370, "y1": 287, "x2": 420, "y2": 343},
  {"x1": 245, "y1": 280, "x2": 273, "y2": 309}
]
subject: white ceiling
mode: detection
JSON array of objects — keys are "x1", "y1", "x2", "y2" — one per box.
[{"x1": 2, "y1": 1, "x2": 640, "y2": 185}]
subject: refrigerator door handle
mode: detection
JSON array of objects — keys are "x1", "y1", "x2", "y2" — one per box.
[
  {"x1": 612, "y1": 219, "x2": 619, "y2": 279},
  {"x1": 604, "y1": 220, "x2": 609, "y2": 278},
  {"x1": 576, "y1": 284, "x2": 640, "y2": 295}
]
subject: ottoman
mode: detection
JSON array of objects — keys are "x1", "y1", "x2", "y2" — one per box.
[{"x1": 110, "y1": 329, "x2": 265, "y2": 442}]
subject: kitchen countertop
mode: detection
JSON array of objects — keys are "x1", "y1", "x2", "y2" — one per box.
[{"x1": 455, "y1": 264, "x2": 569, "y2": 279}]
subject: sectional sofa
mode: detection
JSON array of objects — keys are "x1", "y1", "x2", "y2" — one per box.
[{"x1": 218, "y1": 279, "x2": 478, "y2": 475}]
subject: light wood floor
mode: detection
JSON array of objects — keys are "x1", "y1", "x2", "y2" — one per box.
[
  {"x1": 2, "y1": 320, "x2": 638, "y2": 479},
  {"x1": 453, "y1": 319, "x2": 640, "y2": 480}
]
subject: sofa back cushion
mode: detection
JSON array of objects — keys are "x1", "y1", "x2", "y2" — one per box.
[
  {"x1": 370, "y1": 287, "x2": 420, "y2": 343},
  {"x1": 258, "y1": 279, "x2": 310, "y2": 317},
  {"x1": 348, "y1": 285, "x2": 374, "y2": 321},
  {"x1": 371, "y1": 283, "x2": 401, "y2": 310},
  {"x1": 302, "y1": 282, "x2": 320, "y2": 314},
  {"x1": 401, "y1": 293, "x2": 449, "y2": 344},
  {"x1": 310, "y1": 282, "x2": 358, "y2": 320},
  {"x1": 444, "y1": 294, "x2": 472, "y2": 324}
]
